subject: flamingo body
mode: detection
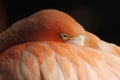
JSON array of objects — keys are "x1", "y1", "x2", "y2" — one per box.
[
  {"x1": 0, "y1": 41, "x2": 120, "y2": 80},
  {"x1": 0, "y1": 9, "x2": 120, "y2": 80}
]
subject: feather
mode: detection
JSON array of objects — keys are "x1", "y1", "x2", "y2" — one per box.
[{"x1": 0, "y1": 41, "x2": 120, "y2": 80}]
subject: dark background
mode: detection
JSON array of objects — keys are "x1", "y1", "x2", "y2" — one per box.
[{"x1": 1, "y1": 0, "x2": 120, "y2": 45}]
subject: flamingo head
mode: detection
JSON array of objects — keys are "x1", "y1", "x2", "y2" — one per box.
[{"x1": 25, "y1": 9, "x2": 86, "y2": 45}]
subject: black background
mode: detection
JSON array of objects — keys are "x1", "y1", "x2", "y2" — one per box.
[{"x1": 1, "y1": 0, "x2": 120, "y2": 45}]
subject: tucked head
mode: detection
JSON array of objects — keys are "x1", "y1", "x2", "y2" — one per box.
[
  {"x1": 0, "y1": 9, "x2": 86, "y2": 53},
  {"x1": 26, "y1": 9, "x2": 85, "y2": 45}
]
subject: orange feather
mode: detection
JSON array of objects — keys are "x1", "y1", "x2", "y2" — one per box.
[
  {"x1": 1, "y1": 41, "x2": 120, "y2": 80},
  {"x1": 0, "y1": 9, "x2": 120, "y2": 80}
]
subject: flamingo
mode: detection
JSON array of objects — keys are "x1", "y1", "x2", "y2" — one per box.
[{"x1": 0, "y1": 9, "x2": 120, "y2": 80}]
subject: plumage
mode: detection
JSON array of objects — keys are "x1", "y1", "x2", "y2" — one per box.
[
  {"x1": 85, "y1": 31, "x2": 120, "y2": 56},
  {"x1": 1, "y1": 41, "x2": 120, "y2": 80},
  {"x1": 0, "y1": 9, "x2": 120, "y2": 80},
  {"x1": 0, "y1": 9, "x2": 85, "y2": 53}
]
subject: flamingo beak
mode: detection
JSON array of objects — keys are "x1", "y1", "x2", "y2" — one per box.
[{"x1": 65, "y1": 35, "x2": 85, "y2": 46}]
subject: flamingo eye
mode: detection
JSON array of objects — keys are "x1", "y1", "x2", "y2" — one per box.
[{"x1": 60, "y1": 33, "x2": 70, "y2": 41}]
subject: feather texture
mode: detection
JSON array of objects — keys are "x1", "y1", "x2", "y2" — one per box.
[
  {"x1": 0, "y1": 9, "x2": 120, "y2": 80},
  {"x1": 0, "y1": 41, "x2": 120, "y2": 80}
]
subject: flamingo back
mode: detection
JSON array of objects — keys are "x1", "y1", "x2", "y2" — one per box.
[{"x1": 0, "y1": 41, "x2": 120, "y2": 80}]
